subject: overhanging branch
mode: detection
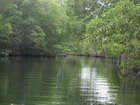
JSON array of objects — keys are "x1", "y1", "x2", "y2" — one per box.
[{"x1": 82, "y1": 0, "x2": 111, "y2": 22}]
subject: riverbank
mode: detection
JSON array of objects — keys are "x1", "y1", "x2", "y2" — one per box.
[{"x1": 0, "y1": 53, "x2": 140, "y2": 78}]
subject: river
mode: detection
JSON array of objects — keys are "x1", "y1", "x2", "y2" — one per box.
[{"x1": 0, "y1": 57, "x2": 139, "y2": 105}]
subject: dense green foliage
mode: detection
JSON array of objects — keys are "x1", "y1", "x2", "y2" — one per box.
[
  {"x1": 0, "y1": 0, "x2": 68, "y2": 55},
  {"x1": 86, "y1": 0, "x2": 140, "y2": 74},
  {"x1": 0, "y1": 0, "x2": 140, "y2": 74}
]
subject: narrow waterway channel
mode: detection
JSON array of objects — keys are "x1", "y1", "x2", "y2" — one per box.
[{"x1": 0, "y1": 57, "x2": 139, "y2": 105}]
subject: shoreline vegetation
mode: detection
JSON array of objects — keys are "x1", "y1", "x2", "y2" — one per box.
[
  {"x1": 0, "y1": 0, "x2": 140, "y2": 77},
  {"x1": 0, "y1": 51, "x2": 140, "y2": 78}
]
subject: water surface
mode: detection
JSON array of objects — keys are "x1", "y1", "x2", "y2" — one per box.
[{"x1": 0, "y1": 57, "x2": 139, "y2": 105}]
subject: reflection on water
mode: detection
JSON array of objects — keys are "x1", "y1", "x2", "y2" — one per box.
[
  {"x1": 80, "y1": 67, "x2": 117, "y2": 104},
  {"x1": 0, "y1": 57, "x2": 139, "y2": 105}
]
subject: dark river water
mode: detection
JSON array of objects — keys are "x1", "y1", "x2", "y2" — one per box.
[{"x1": 0, "y1": 57, "x2": 139, "y2": 105}]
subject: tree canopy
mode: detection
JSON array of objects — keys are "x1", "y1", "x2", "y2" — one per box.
[{"x1": 0, "y1": 0, "x2": 140, "y2": 74}]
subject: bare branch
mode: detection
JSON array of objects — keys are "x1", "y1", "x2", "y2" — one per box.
[{"x1": 82, "y1": 0, "x2": 111, "y2": 22}]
